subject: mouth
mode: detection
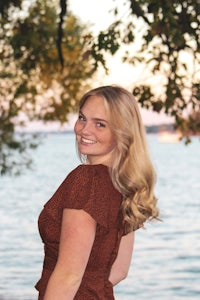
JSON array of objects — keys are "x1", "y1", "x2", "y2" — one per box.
[{"x1": 81, "y1": 137, "x2": 96, "y2": 144}]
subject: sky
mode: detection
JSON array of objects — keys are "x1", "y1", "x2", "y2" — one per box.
[
  {"x1": 21, "y1": 0, "x2": 174, "y2": 132},
  {"x1": 67, "y1": 0, "x2": 174, "y2": 126}
]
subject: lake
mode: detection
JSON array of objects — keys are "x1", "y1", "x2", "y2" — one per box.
[{"x1": 0, "y1": 133, "x2": 199, "y2": 300}]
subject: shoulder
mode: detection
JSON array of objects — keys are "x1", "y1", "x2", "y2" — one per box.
[
  {"x1": 63, "y1": 164, "x2": 122, "y2": 230},
  {"x1": 61, "y1": 164, "x2": 110, "y2": 193},
  {"x1": 67, "y1": 164, "x2": 109, "y2": 181}
]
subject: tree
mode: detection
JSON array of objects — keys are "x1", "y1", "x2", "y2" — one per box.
[
  {"x1": 88, "y1": 0, "x2": 200, "y2": 138},
  {"x1": 0, "y1": 0, "x2": 95, "y2": 174},
  {"x1": 1, "y1": 0, "x2": 200, "y2": 174},
  {"x1": 175, "y1": 111, "x2": 200, "y2": 144}
]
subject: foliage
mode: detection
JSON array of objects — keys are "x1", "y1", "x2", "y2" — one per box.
[
  {"x1": 175, "y1": 110, "x2": 200, "y2": 144},
  {"x1": 0, "y1": 0, "x2": 95, "y2": 174},
  {"x1": 89, "y1": 0, "x2": 200, "y2": 137},
  {"x1": 1, "y1": 0, "x2": 200, "y2": 174},
  {"x1": 0, "y1": 0, "x2": 22, "y2": 18}
]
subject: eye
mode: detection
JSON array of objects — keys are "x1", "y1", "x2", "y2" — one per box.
[
  {"x1": 78, "y1": 114, "x2": 86, "y2": 122},
  {"x1": 96, "y1": 122, "x2": 106, "y2": 128}
]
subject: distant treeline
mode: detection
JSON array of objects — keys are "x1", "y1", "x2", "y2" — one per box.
[
  {"x1": 145, "y1": 123, "x2": 175, "y2": 134},
  {"x1": 20, "y1": 123, "x2": 176, "y2": 135}
]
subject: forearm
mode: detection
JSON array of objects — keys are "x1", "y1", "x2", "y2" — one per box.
[
  {"x1": 44, "y1": 270, "x2": 82, "y2": 300},
  {"x1": 109, "y1": 264, "x2": 127, "y2": 286},
  {"x1": 109, "y1": 232, "x2": 134, "y2": 286},
  {"x1": 43, "y1": 209, "x2": 96, "y2": 299}
]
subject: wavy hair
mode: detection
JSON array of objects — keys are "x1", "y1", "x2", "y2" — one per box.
[{"x1": 78, "y1": 85, "x2": 159, "y2": 234}]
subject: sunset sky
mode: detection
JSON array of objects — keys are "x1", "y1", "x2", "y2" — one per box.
[
  {"x1": 68, "y1": 0, "x2": 174, "y2": 126},
  {"x1": 20, "y1": 0, "x2": 174, "y2": 133}
]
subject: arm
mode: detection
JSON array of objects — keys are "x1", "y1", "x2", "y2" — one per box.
[
  {"x1": 109, "y1": 232, "x2": 134, "y2": 286},
  {"x1": 44, "y1": 208, "x2": 96, "y2": 300}
]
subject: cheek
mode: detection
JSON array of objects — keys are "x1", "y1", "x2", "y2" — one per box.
[
  {"x1": 110, "y1": 138, "x2": 117, "y2": 149},
  {"x1": 105, "y1": 132, "x2": 116, "y2": 148},
  {"x1": 74, "y1": 121, "x2": 80, "y2": 134}
]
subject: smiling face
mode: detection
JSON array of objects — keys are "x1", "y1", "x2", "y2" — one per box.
[{"x1": 74, "y1": 95, "x2": 116, "y2": 165}]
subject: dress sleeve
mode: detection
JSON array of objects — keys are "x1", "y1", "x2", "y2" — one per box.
[{"x1": 62, "y1": 165, "x2": 109, "y2": 231}]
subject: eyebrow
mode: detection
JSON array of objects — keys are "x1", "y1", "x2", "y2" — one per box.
[{"x1": 79, "y1": 110, "x2": 109, "y2": 123}]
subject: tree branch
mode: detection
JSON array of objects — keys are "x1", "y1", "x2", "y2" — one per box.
[{"x1": 57, "y1": 0, "x2": 67, "y2": 69}]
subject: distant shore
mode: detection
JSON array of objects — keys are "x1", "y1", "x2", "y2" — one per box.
[{"x1": 16, "y1": 123, "x2": 200, "y2": 137}]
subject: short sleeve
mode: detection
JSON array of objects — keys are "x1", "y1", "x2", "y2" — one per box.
[{"x1": 62, "y1": 165, "x2": 110, "y2": 231}]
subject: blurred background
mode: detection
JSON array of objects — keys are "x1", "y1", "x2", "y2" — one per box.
[{"x1": 0, "y1": 0, "x2": 200, "y2": 299}]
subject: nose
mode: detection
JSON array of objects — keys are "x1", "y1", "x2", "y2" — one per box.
[{"x1": 80, "y1": 121, "x2": 92, "y2": 135}]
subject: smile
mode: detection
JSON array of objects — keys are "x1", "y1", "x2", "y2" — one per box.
[{"x1": 81, "y1": 137, "x2": 96, "y2": 144}]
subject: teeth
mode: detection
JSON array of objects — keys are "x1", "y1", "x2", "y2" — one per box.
[{"x1": 81, "y1": 137, "x2": 96, "y2": 144}]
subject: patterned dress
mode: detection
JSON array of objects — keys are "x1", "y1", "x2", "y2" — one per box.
[{"x1": 35, "y1": 164, "x2": 124, "y2": 299}]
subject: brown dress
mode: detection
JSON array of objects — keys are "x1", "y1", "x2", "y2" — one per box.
[{"x1": 35, "y1": 164, "x2": 124, "y2": 300}]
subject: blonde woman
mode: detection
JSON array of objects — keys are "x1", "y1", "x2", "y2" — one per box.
[{"x1": 35, "y1": 85, "x2": 159, "y2": 300}]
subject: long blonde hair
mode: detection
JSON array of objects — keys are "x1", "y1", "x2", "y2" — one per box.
[{"x1": 78, "y1": 85, "x2": 159, "y2": 233}]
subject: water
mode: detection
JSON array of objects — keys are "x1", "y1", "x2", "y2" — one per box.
[{"x1": 0, "y1": 133, "x2": 200, "y2": 300}]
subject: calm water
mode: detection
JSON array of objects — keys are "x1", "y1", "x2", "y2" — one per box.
[{"x1": 0, "y1": 133, "x2": 200, "y2": 300}]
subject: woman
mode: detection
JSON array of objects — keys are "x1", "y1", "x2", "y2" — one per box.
[{"x1": 35, "y1": 85, "x2": 159, "y2": 299}]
